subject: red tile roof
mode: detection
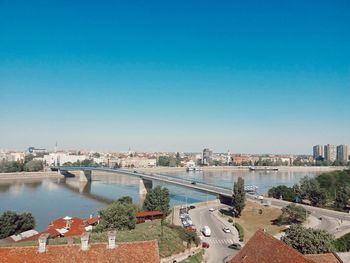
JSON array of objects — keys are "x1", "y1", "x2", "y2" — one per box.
[
  {"x1": 0, "y1": 240, "x2": 160, "y2": 263},
  {"x1": 85, "y1": 217, "x2": 99, "y2": 225},
  {"x1": 229, "y1": 229, "x2": 314, "y2": 263},
  {"x1": 136, "y1": 211, "x2": 163, "y2": 218},
  {"x1": 305, "y1": 253, "x2": 342, "y2": 263}
]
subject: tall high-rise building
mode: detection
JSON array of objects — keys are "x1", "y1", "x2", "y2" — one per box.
[
  {"x1": 313, "y1": 145, "x2": 324, "y2": 160},
  {"x1": 202, "y1": 148, "x2": 213, "y2": 165},
  {"x1": 336, "y1": 145, "x2": 348, "y2": 162},
  {"x1": 324, "y1": 144, "x2": 336, "y2": 162}
]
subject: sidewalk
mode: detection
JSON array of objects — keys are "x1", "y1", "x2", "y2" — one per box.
[{"x1": 212, "y1": 208, "x2": 241, "y2": 244}]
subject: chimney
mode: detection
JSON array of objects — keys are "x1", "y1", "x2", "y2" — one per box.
[
  {"x1": 81, "y1": 232, "x2": 90, "y2": 251},
  {"x1": 107, "y1": 230, "x2": 117, "y2": 249},
  {"x1": 38, "y1": 234, "x2": 49, "y2": 253}
]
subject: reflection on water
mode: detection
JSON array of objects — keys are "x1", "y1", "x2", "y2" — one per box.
[
  {"x1": 164, "y1": 169, "x2": 321, "y2": 194},
  {"x1": 0, "y1": 169, "x2": 320, "y2": 231}
]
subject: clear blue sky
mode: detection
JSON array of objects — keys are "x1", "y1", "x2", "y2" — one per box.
[{"x1": 0, "y1": 0, "x2": 349, "y2": 154}]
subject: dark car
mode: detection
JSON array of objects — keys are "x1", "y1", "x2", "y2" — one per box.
[
  {"x1": 228, "y1": 243, "x2": 242, "y2": 250},
  {"x1": 191, "y1": 181, "x2": 196, "y2": 185},
  {"x1": 202, "y1": 242, "x2": 210, "y2": 248}
]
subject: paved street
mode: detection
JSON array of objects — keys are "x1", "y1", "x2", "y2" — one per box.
[
  {"x1": 189, "y1": 204, "x2": 239, "y2": 263},
  {"x1": 248, "y1": 195, "x2": 350, "y2": 237}
]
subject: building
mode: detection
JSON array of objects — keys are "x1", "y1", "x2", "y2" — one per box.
[
  {"x1": 43, "y1": 153, "x2": 88, "y2": 166},
  {"x1": 324, "y1": 144, "x2": 337, "y2": 162},
  {"x1": 27, "y1": 147, "x2": 47, "y2": 155},
  {"x1": 336, "y1": 145, "x2": 348, "y2": 162},
  {"x1": 313, "y1": 145, "x2": 324, "y2": 160},
  {"x1": 202, "y1": 148, "x2": 213, "y2": 165},
  {"x1": 20, "y1": 216, "x2": 100, "y2": 242},
  {"x1": 0, "y1": 233, "x2": 160, "y2": 263},
  {"x1": 229, "y1": 229, "x2": 342, "y2": 263}
]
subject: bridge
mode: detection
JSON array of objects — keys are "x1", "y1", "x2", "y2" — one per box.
[{"x1": 52, "y1": 166, "x2": 234, "y2": 204}]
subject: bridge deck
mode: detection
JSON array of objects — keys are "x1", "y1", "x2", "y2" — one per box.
[{"x1": 54, "y1": 166, "x2": 233, "y2": 198}]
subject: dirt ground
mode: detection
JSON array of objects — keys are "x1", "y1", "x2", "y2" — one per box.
[{"x1": 234, "y1": 200, "x2": 286, "y2": 241}]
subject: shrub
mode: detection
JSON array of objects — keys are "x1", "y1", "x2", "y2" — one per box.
[
  {"x1": 228, "y1": 218, "x2": 233, "y2": 223},
  {"x1": 234, "y1": 223, "x2": 244, "y2": 242},
  {"x1": 334, "y1": 233, "x2": 350, "y2": 252}
]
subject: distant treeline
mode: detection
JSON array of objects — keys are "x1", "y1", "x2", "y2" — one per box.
[{"x1": 0, "y1": 154, "x2": 43, "y2": 173}]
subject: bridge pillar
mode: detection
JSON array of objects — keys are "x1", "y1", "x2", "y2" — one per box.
[
  {"x1": 139, "y1": 178, "x2": 153, "y2": 208},
  {"x1": 79, "y1": 181, "x2": 91, "y2": 193},
  {"x1": 79, "y1": 170, "x2": 92, "y2": 182}
]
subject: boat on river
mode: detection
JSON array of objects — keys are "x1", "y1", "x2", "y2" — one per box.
[{"x1": 249, "y1": 166, "x2": 278, "y2": 171}]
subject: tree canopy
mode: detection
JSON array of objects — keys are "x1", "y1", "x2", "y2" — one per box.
[
  {"x1": 275, "y1": 204, "x2": 307, "y2": 225},
  {"x1": 282, "y1": 224, "x2": 335, "y2": 254},
  {"x1": 232, "y1": 177, "x2": 245, "y2": 216},
  {"x1": 144, "y1": 186, "x2": 170, "y2": 215},
  {"x1": 96, "y1": 197, "x2": 137, "y2": 231},
  {"x1": 0, "y1": 211, "x2": 36, "y2": 239},
  {"x1": 268, "y1": 185, "x2": 296, "y2": 202}
]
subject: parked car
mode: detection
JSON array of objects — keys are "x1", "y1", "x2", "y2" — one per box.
[
  {"x1": 179, "y1": 214, "x2": 187, "y2": 219},
  {"x1": 191, "y1": 181, "x2": 197, "y2": 185},
  {"x1": 202, "y1": 242, "x2": 210, "y2": 248},
  {"x1": 228, "y1": 243, "x2": 242, "y2": 250},
  {"x1": 189, "y1": 205, "x2": 196, "y2": 210},
  {"x1": 187, "y1": 219, "x2": 193, "y2": 225},
  {"x1": 223, "y1": 227, "x2": 231, "y2": 233},
  {"x1": 182, "y1": 220, "x2": 189, "y2": 227},
  {"x1": 209, "y1": 208, "x2": 215, "y2": 212}
]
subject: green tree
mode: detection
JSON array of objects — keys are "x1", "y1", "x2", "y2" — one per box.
[
  {"x1": 117, "y1": 196, "x2": 133, "y2": 204},
  {"x1": 300, "y1": 177, "x2": 327, "y2": 207},
  {"x1": 276, "y1": 204, "x2": 307, "y2": 225},
  {"x1": 334, "y1": 186, "x2": 350, "y2": 209},
  {"x1": 97, "y1": 199, "x2": 137, "y2": 231},
  {"x1": 144, "y1": 186, "x2": 170, "y2": 215},
  {"x1": 268, "y1": 185, "x2": 296, "y2": 202},
  {"x1": 0, "y1": 211, "x2": 36, "y2": 239},
  {"x1": 334, "y1": 232, "x2": 350, "y2": 252},
  {"x1": 232, "y1": 177, "x2": 245, "y2": 216},
  {"x1": 282, "y1": 224, "x2": 334, "y2": 254},
  {"x1": 24, "y1": 160, "x2": 43, "y2": 172},
  {"x1": 157, "y1": 156, "x2": 170, "y2": 166}
]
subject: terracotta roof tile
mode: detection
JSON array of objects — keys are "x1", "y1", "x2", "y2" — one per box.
[
  {"x1": 229, "y1": 229, "x2": 314, "y2": 263},
  {"x1": 136, "y1": 211, "x2": 163, "y2": 217},
  {"x1": 0, "y1": 240, "x2": 160, "y2": 263},
  {"x1": 305, "y1": 253, "x2": 342, "y2": 263}
]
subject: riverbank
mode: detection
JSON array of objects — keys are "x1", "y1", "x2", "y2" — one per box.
[
  {"x1": 0, "y1": 171, "x2": 60, "y2": 181},
  {"x1": 1, "y1": 165, "x2": 346, "y2": 181}
]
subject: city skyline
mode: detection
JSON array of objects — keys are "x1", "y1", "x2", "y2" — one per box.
[{"x1": 1, "y1": 1, "x2": 349, "y2": 153}]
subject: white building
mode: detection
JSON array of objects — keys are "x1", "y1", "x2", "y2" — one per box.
[{"x1": 43, "y1": 153, "x2": 88, "y2": 166}]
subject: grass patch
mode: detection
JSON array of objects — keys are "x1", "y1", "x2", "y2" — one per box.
[
  {"x1": 0, "y1": 220, "x2": 191, "y2": 258},
  {"x1": 179, "y1": 250, "x2": 204, "y2": 263},
  {"x1": 234, "y1": 200, "x2": 285, "y2": 241},
  {"x1": 234, "y1": 223, "x2": 244, "y2": 242}
]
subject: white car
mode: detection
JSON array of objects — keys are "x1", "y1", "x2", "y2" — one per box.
[
  {"x1": 223, "y1": 227, "x2": 231, "y2": 233},
  {"x1": 209, "y1": 208, "x2": 215, "y2": 212},
  {"x1": 202, "y1": 226, "x2": 211, "y2": 237}
]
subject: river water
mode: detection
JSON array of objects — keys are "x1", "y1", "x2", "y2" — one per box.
[{"x1": 0, "y1": 169, "x2": 321, "y2": 231}]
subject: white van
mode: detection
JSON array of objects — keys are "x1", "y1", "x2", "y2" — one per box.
[{"x1": 202, "y1": 226, "x2": 211, "y2": 237}]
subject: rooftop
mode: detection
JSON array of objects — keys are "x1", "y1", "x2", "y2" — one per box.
[
  {"x1": 0, "y1": 240, "x2": 160, "y2": 263},
  {"x1": 229, "y1": 229, "x2": 342, "y2": 263}
]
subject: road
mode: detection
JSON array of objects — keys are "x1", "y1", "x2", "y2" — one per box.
[
  {"x1": 189, "y1": 204, "x2": 239, "y2": 263},
  {"x1": 248, "y1": 195, "x2": 350, "y2": 237}
]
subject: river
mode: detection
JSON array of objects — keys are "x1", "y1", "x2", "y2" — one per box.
[{"x1": 0, "y1": 169, "x2": 322, "y2": 231}]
